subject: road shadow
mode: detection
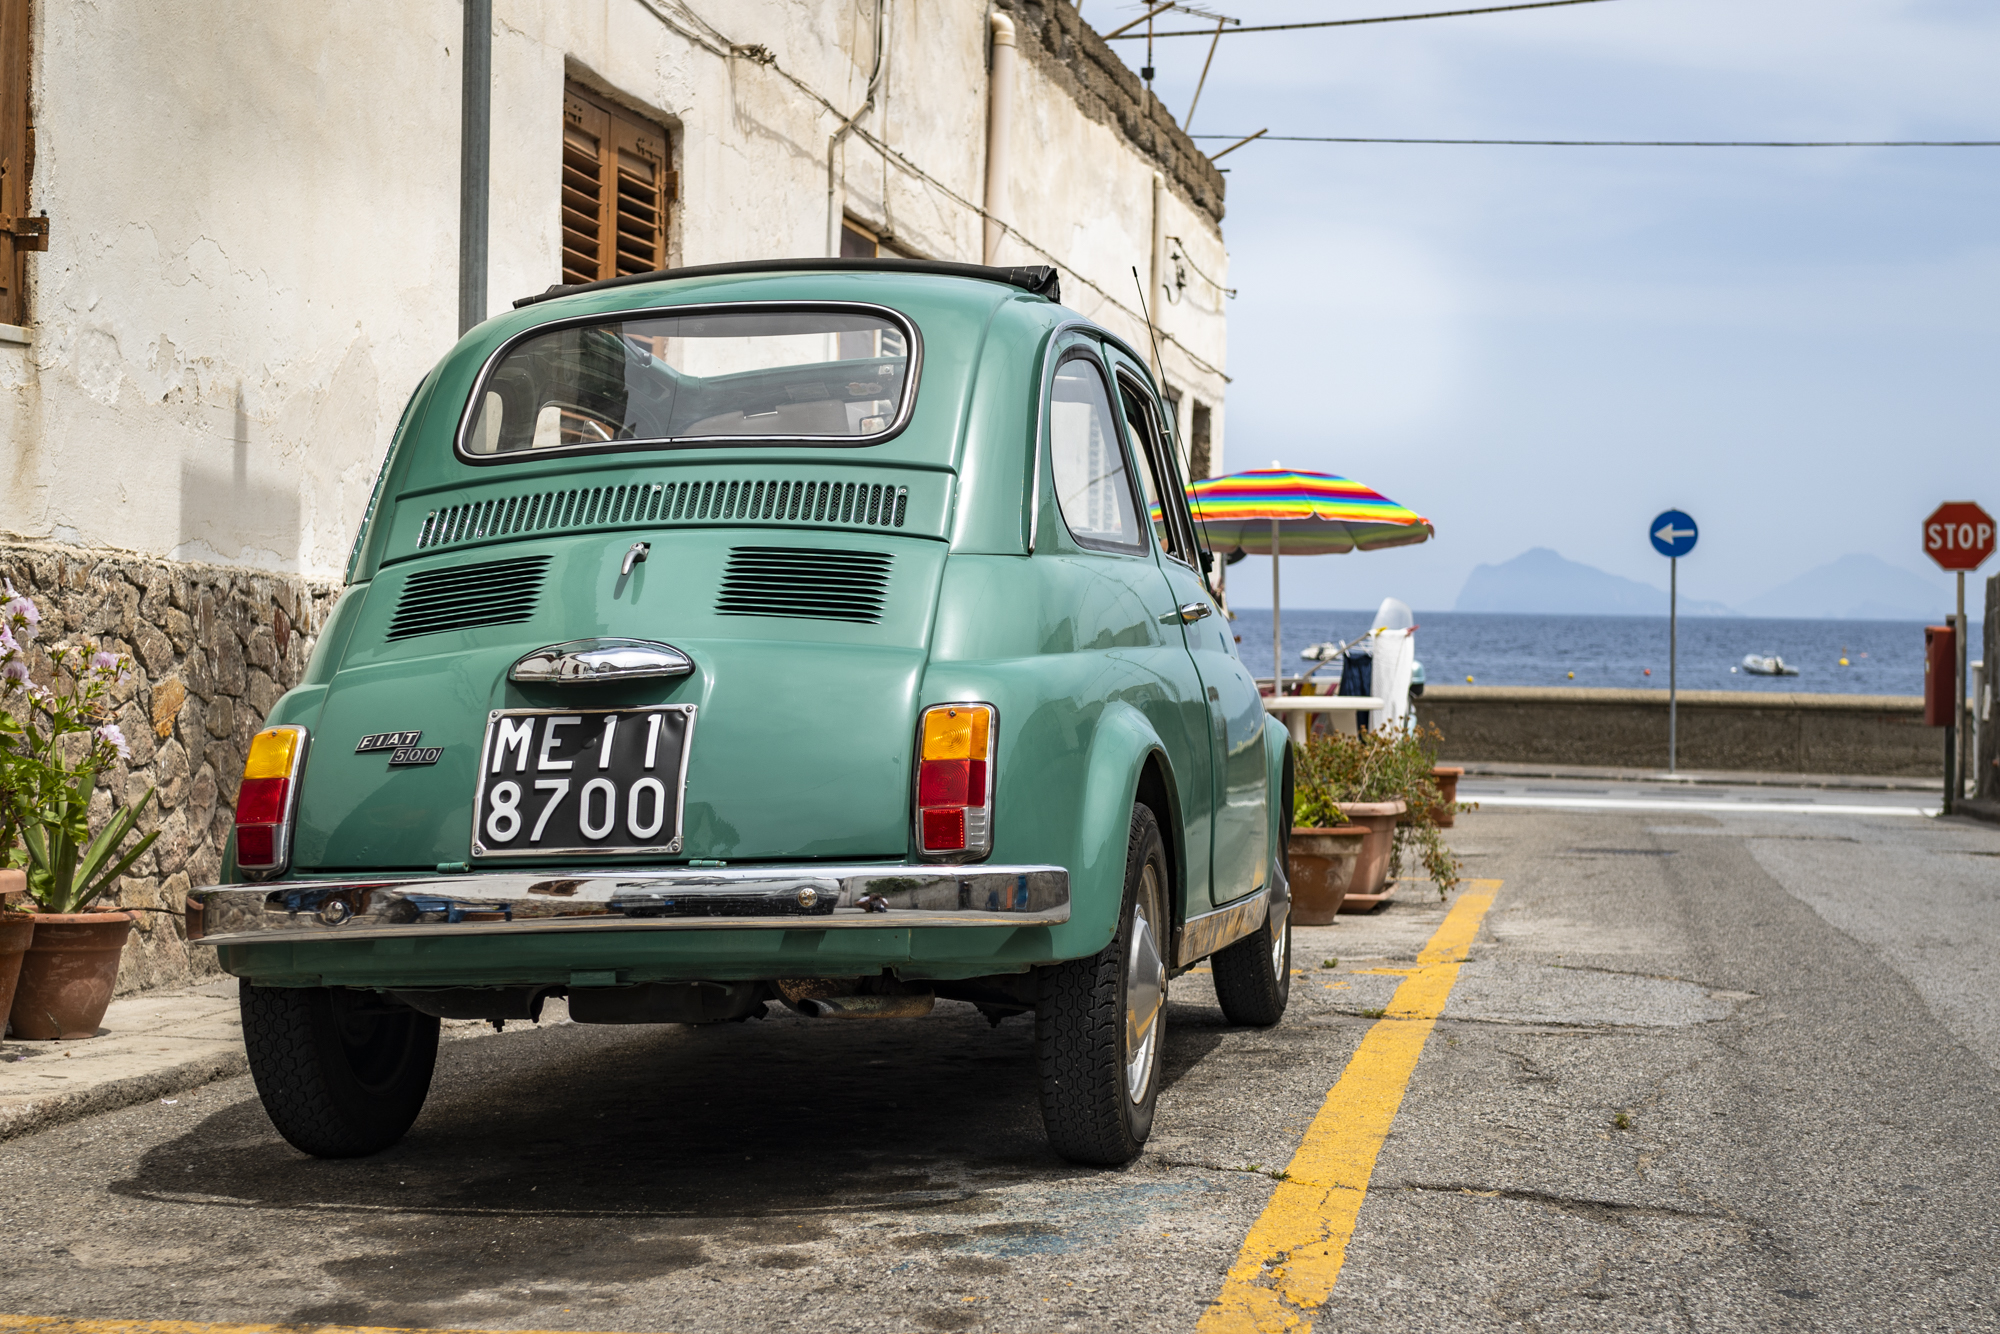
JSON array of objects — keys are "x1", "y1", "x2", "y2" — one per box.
[{"x1": 115, "y1": 998, "x2": 1241, "y2": 1226}]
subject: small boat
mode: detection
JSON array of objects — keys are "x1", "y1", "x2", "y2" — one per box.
[{"x1": 1741, "y1": 653, "x2": 1799, "y2": 677}]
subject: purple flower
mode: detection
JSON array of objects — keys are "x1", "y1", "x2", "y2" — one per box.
[
  {"x1": 4, "y1": 595, "x2": 38, "y2": 643},
  {"x1": 1, "y1": 656, "x2": 24, "y2": 683},
  {"x1": 89, "y1": 651, "x2": 120, "y2": 676},
  {"x1": 96, "y1": 722, "x2": 130, "y2": 760}
]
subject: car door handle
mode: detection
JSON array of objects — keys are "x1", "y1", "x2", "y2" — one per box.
[
  {"x1": 1176, "y1": 602, "x2": 1214, "y2": 624},
  {"x1": 510, "y1": 638, "x2": 694, "y2": 684}
]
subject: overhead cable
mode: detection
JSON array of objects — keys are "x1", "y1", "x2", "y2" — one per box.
[
  {"x1": 1103, "y1": 0, "x2": 1616, "y2": 39},
  {"x1": 1187, "y1": 135, "x2": 2000, "y2": 147}
]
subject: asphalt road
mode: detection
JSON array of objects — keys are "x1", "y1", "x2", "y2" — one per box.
[{"x1": 5, "y1": 783, "x2": 1999, "y2": 1333}]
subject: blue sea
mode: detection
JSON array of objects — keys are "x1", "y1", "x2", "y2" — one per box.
[{"x1": 1227, "y1": 609, "x2": 1982, "y2": 697}]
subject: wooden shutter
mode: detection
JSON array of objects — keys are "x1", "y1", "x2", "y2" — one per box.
[
  {"x1": 0, "y1": 0, "x2": 35, "y2": 326},
  {"x1": 561, "y1": 84, "x2": 673, "y2": 286}
]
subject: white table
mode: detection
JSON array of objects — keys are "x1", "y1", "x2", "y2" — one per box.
[{"x1": 1261, "y1": 695, "x2": 1386, "y2": 746}]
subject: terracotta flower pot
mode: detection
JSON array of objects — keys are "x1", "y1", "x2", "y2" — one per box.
[
  {"x1": 0, "y1": 915, "x2": 34, "y2": 1032},
  {"x1": 1288, "y1": 826, "x2": 1368, "y2": 925},
  {"x1": 1333, "y1": 800, "x2": 1405, "y2": 912},
  {"x1": 1431, "y1": 766, "x2": 1464, "y2": 828},
  {"x1": 9, "y1": 911, "x2": 134, "y2": 1041}
]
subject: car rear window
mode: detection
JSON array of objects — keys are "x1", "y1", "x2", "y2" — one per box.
[{"x1": 461, "y1": 305, "x2": 915, "y2": 458}]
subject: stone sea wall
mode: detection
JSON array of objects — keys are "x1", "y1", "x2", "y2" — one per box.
[
  {"x1": 0, "y1": 542, "x2": 338, "y2": 994},
  {"x1": 1416, "y1": 685, "x2": 1950, "y2": 777}
]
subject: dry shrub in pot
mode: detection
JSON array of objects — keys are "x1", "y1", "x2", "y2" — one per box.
[{"x1": 1294, "y1": 722, "x2": 1469, "y2": 899}]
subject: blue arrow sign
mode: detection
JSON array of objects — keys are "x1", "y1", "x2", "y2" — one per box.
[{"x1": 1650, "y1": 509, "x2": 1698, "y2": 558}]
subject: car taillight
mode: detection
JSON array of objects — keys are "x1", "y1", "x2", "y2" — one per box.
[
  {"x1": 235, "y1": 725, "x2": 308, "y2": 876},
  {"x1": 916, "y1": 703, "x2": 995, "y2": 859}
]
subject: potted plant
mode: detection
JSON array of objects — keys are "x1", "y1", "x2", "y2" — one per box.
[
  {"x1": 0, "y1": 585, "x2": 159, "y2": 1040},
  {"x1": 1294, "y1": 723, "x2": 1464, "y2": 912}
]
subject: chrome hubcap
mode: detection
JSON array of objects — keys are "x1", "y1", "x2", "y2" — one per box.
[{"x1": 1125, "y1": 867, "x2": 1165, "y2": 1104}]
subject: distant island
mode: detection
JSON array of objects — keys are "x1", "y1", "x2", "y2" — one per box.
[
  {"x1": 1455, "y1": 548, "x2": 1962, "y2": 621},
  {"x1": 1456, "y1": 548, "x2": 1734, "y2": 616}
]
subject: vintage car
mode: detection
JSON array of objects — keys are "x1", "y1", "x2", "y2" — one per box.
[{"x1": 189, "y1": 257, "x2": 1295, "y2": 1167}]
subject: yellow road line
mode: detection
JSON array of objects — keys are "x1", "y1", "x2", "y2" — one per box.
[{"x1": 1197, "y1": 881, "x2": 1501, "y2": 1334}]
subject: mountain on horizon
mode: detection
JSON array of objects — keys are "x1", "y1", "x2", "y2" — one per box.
[
  {"x1": 1739, "y1": 553, "x2": 1958, "y2": 621},
  {"x1": 1455, "y1": 547, "x2": 1736, "y2": 616}
]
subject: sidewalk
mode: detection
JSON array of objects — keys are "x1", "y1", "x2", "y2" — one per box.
[
  {"x1": 1451, "y1": 759, "x2": 1944, "y2": 792},
  {"x1": 1, "y1": 977, "x2": 246, "y2": 1141},
  {"x1": 1, "y1": 977, "x2": 558, "y2": 1141}
]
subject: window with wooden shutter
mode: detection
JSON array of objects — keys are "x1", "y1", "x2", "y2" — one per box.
[
  {"x1": 0, "y1": 0, "x2": 39, "y2": 327},
  {"x1": 561, "y1": 84, "x2": 674, "y2": 287}
]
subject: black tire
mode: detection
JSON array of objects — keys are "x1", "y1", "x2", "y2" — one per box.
[
  {"x1": 1036, "y1": 803, "x2": 1170, "y2": 1166},
  {"x1": 241, "y1": 981, "x2": 440, "y2": 1158},
  {"x1": 1211, "y1": 889, "x2": 1292, "y2": 1028}
]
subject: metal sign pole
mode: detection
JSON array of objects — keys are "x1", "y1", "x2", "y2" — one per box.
[
  {"x1": 1958, "y1": 569, "x2": 1968, "y2": 800},
  {"x1": 1669, "y1": 555, "x2": 1678, "y2": 773},
  {"x1": 1271, "y1": 518, "x2": 1282, "y2": 696}
]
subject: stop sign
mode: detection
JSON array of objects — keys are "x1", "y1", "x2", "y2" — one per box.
[{"x1": 1924, "y1": 502, "x2": 1994, "y2": 572}]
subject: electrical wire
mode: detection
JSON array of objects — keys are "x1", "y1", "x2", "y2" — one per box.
[
  {"x1": 1187, "y1": 135, "x2": 2000, "y2": 147},
  {"x1": 1103, "y1": 0, "x2": 1616, "y2": 39}
]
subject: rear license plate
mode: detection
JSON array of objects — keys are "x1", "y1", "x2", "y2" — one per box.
[{"x1": 471, "y1": 705, "x2": 696, "y2": 858}]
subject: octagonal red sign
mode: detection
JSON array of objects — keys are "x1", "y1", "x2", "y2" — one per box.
[{"x1": 1924, "y1": 502, "x2": 1995, "y2": 571}]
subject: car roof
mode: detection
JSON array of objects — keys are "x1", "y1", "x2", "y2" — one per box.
[{"x1": 513, "y1": 257, "x2": 1062, "y2": 310}]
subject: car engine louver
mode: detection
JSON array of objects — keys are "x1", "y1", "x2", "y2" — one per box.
[
  {"x1": 415, "y1": 478, "x2": 910, "y2": 550},
  {"x1": 387, "y1": 555, "x2": 553, "y2": 641},
  {"x1": 715, "y1": 547, "x2": 892, "y2": 624}
]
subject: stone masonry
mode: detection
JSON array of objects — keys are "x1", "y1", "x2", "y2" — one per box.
[{"x1": 0, "y1": 542, "x2": 338, "y2": 995}]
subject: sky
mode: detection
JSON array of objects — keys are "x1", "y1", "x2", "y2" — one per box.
[{"x1": 1080, "y1": 0, "x2": 2000, "y2": 613}]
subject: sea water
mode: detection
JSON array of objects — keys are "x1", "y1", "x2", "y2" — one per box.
[{"x1": 1227, "y1": 609, "x2": 1980, "y2": 697}]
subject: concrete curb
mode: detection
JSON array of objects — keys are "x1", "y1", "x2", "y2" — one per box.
[{"x1": 0, "y1": 1046, "x2": 248, "y2": 1142}]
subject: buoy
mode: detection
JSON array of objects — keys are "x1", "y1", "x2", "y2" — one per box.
[
  {"x1": 1643, "y1": 668, "x2": 1651, "y2": 676},
  {"x1": 1465, "y1": 675, "x2": 1474, "y2": 683},
  {"x1": 1730, "y1": 666, "x2": 1738, "y2": 673},
  {"x1": 1566, "y1": 672, "x2": 1574, "y2": 679},
  {"x1": 1839, "y1": 657, "x2": 1849, "y2": 666}
]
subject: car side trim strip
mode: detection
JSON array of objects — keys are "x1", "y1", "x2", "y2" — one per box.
[{"x1": 1177, "y1": 883, "x2": 1273, "y2": 967}]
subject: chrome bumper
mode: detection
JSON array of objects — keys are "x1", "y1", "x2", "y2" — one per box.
[{"x1": 187, "y1": 865, "x2": 1069, "y2": 945}]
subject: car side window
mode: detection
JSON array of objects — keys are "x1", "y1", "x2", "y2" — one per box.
[
  {"x1": 1117, "y1": 380, "x2": 1187, "y2": 562},
  {"x1": 1049, "y1": 356, "x2": 1146, "y2": 553}
]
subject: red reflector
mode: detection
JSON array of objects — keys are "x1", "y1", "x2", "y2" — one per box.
[
  {"x1": 921, "y1": 808, "x2": 966, "y2": 850},
  {"x1": 966, "y1": 759, "x2": 986, "y2": 806},
  {"x1": 919, "y1": 759, "x2": 969, "y2": 807},
  {"x1": 236, "y1": 777, "x2": 289, "y2": 826},
  {"x1": 236, "y1": 825, "x2": 276, "y2": 866}
]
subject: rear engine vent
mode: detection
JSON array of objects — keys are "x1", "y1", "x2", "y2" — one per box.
[
  {"x1": 387, "y1": 555, "x2": 552, "y2": 641},
  {"x1": 715, "y1": 547, "x2": 891, "y2": 624},
  {"x1": 416, "y1": 478, "x2": 910, "y2": 550}
]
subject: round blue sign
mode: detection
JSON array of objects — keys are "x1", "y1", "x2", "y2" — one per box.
[{"x1": 1649, "y1": 509, "x2": 1698, "y2": 558}]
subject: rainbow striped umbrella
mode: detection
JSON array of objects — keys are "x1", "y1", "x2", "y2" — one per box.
[
  {"x1": 1179, "y1": 467, "x2": 1433, "y2": 690},
  {"x1": 1182, "y1": 467, "x2": 1433, "y2": 556}
]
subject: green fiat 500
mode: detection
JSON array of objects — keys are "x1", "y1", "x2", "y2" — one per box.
[{"x1": 190, "y1": 257, "x2": 1295, "y2": 1166}]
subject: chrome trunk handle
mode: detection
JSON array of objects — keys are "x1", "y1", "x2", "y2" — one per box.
[{"x1": 509, "y1": 638, "x2": 693, "y2": 684}]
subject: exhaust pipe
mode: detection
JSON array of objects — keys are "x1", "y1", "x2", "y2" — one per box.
[{"x1": 800, "y1": 992, "x2": 934, "y2": 1019}]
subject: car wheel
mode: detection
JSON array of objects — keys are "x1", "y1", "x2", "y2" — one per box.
[
  {"x1": 1036, "y1": 802, "x2": 1169, "y2": 1166},
  {"x1": 1211, "y1": 884, "x2": 1292, "y2": 1028},
  {"x1": 241, "y1": 981, "x2": 440, "y2": 1158}
]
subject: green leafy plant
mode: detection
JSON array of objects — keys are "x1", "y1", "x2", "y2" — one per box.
[
  {"x1": 1293, "y1": 722, "x2": 1468, "y2": 898},
  {"x1": 0, "y1": 584, "x2": 158, "y2": 913}
]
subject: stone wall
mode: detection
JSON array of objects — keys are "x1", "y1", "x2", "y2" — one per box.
[
  {"x1": 997, "y1": 0, "x2": 1227, "y2": 228},
  {"x1": 0, "y1": 542, "x2": 338, "y2": 994},
  {"x1": 1415, "y1": 686, "x2": 1954, "y2": 778}
]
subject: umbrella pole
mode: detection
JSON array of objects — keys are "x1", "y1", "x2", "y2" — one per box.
[{"x1": 1271, "y1": 518, "x2": 1281, "y2": 695}]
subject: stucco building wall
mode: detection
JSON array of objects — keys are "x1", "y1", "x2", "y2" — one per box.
[{"x1": 0, "y1": 0, "x2": 1230, "y2": 995}]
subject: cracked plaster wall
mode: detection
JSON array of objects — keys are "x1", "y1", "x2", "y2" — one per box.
[{"x1": 0, "y1": 1, "x2": 1228, "y2": 995}]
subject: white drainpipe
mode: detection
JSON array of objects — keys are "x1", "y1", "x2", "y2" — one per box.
[
  {"x1": 1146, "y1": 171, "x2": 1168, "y2": 383},
  {"x1": 983, "y1": 12, "x2": 1017, "y2": 264}
]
